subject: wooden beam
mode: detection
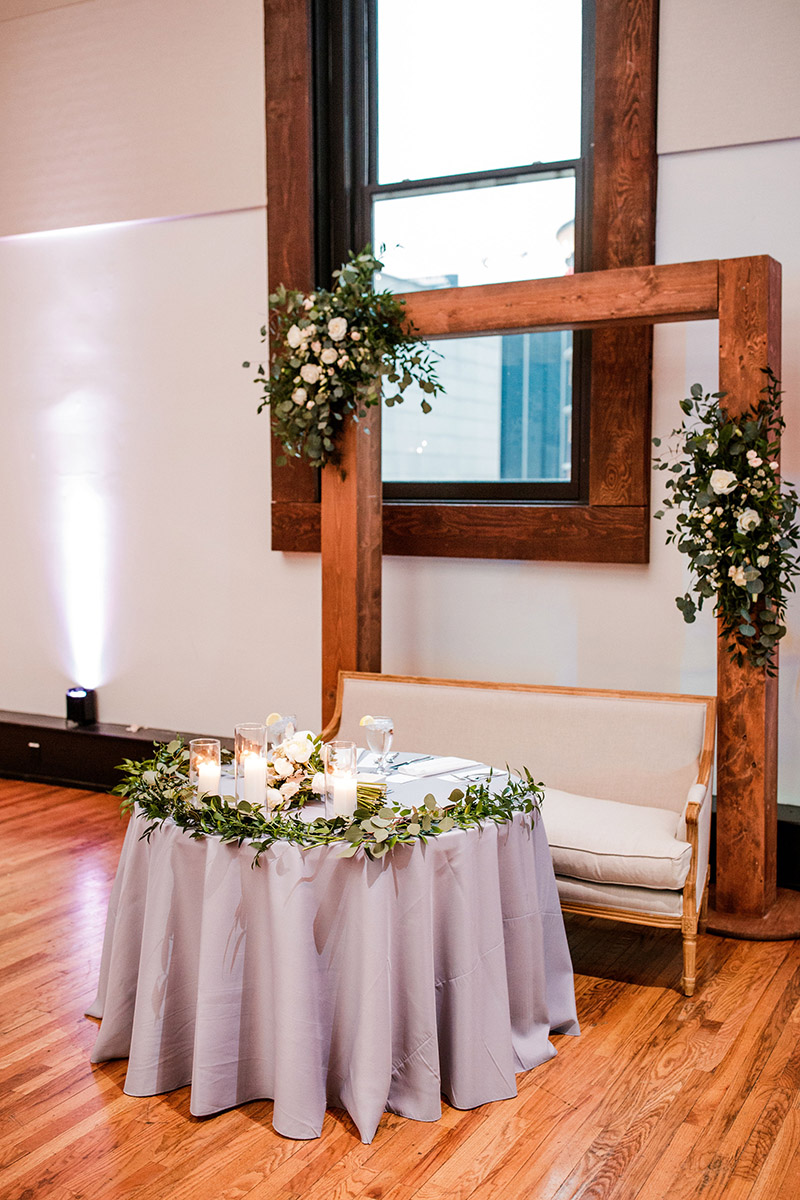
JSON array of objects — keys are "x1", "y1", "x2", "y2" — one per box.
[
  {"x1": 398, "y1": 261, "x2": 719, "y2": 339},
  {"x1": 272, "y1": 502, "x2": 649, "y2": 563},
  {"x1": 320, "y1": 406, "x2": 382, "y2": 727},
  {"x1": 265, "y1": 0, "x2": 319, "y2": 513},
  {"x1": 383, "y1": 504, "x2": 649, "y2": 563},
  {"x1": 589, "y1": 0, "x2": 659, "y2": 507},
  {"x1": 709, "y1": 255, "x2": 800, "y2": 937}
]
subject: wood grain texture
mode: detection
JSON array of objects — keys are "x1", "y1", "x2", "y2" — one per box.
[
  {"x1": 4, "y1": 778, "x2": 800, "y2": 1200},
  {"x1": 320, "y1": 406, "x2": 382, "y2": 726},
  {"x1": 265, "y1": 0, "x2": 319, "y2": 515},
  {"x1": 383, "y1": 502, "x2": 649, "y2": 562},
  {"x1": 273, "y1": 500, "x2": 651, "y2": 562},
  {"x1": 714, "y1": 255, "x2": 782, "y2": 920},
  {"x1": 589, "y1": 0, "x2": 659, "y2": 507},
  {"x1": 398, "y1": 261, "x2": 718, "y2": 339}
]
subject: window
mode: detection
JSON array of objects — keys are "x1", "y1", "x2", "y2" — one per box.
[
  {"x1": 266, "y1": 0, "x2": 658, "y2": 561},
  {"x1": 314, "y1": 0, "x2": 593, "y2": 502}
]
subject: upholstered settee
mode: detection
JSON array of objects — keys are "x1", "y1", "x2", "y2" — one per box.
[{"x1": 323, "y1": 672, "x2": 716, "y2": 996}]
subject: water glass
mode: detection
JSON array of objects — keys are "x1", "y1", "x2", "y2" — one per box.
[
  {"x1": 366, "y1": 716, "x2": 394, "y2": 776},
  {"x1": 267, "y1": 713, "x2": 297, "y2": 749}
]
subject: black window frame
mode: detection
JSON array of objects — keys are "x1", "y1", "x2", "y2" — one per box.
[{"x1": 312, "y1": 0, "x2": 596, "y2": 505}]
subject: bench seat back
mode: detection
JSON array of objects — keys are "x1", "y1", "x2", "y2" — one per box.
[{"x1": 328, "y1": 673, "x2": 714, "y2": 814}]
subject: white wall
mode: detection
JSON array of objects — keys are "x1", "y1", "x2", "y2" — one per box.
[{"x1": 1, "y1": 0, "x2": 798, "y2": 803}]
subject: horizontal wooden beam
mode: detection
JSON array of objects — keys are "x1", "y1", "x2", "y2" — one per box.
[
  {"x1": 399, "y1": 260, "x2": 720, "y2": 338},
  {"x1": 273, "y1": 501, "x2": 649, "y2": 563}
]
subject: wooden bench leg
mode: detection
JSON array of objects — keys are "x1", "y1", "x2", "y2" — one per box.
[{"x1": 681, "y1": 931, "x2": 697, "y2": 997}]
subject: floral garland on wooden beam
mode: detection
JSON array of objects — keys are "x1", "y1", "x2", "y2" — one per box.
[
  {"x1": 244, "y1": 247, "x2": 444, "y2": 469},
  {"x1": 113, "y1": 739, "x2": 543, "y2": 864},
  {"x1": 653, "y1": 368, "x2": 799, "y2": 672}
]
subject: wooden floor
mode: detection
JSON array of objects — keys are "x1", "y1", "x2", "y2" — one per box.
[{"x1": 2, "y1": 780, "x2": 800, "y2": 1200}]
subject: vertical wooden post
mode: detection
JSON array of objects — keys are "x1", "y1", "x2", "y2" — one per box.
[
  {"x1": 320, "y1": 405, "x2": 382, "y2": 727},
  {"x1": 709, "y1": 256, "x2": 799, "y2": 937}
]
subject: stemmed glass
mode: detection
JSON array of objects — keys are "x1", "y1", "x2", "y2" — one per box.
[{"x1": 366, "y1": 716, "x2": 394, "y2": 777}]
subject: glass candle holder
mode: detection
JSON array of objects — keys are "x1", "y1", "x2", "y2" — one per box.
[
  {"x1": 324, "y1": 740, "x2": 358, "y2": 820},
  {"x1": 189, "y1": 738, "x2": 221, "y2": 800},
  {"x1": 235, "y1": 723, "x2": 268, "y2": 811}
]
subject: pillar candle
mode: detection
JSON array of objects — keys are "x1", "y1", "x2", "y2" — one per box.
[
  {"x1": 197, "y1": 759, "x2": 221, "y2": 799},
  {"x1": 332, "y1": 773, "x2": 357, "y2": 819},
  {"x1": 243, "y1": 752, "x2": 267, "y2": 807}
]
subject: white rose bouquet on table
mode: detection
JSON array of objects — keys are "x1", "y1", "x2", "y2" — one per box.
[
  {"x1": 653, "y1": 368, "x2": 799, "y2": 672},
  {"x1": 266, "y1": 730, "x2": 326, "y2": 811},
  {"x1": 244, "y1": 247, "x2": 443, "y2": 469}
]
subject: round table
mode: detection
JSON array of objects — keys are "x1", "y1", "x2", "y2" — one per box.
[{"x1": 88, "y1": 775, "x2": 579, "y2": 1143}]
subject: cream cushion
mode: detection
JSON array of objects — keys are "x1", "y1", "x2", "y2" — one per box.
[{"x1": 542, "y1": 787, "x2": 692, "y2": 890}]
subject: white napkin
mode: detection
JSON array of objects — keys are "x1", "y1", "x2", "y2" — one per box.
[{"x1": 398, "y1": 756, "x2": 480, "y2": 778}]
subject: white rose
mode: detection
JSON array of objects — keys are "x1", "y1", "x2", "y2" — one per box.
[
  {"x1": 311, "y1": 772, "x2": 325, "y2": 795},
  {"x1": 306, "y1": 400, "x2": 315, "y2": 410},
  {"x1": 350, "y1": 330, "x2": 361, "y2": 341},
  {"x1": 266, "y1": 786, "x2": 284, "y2": 810},
  {"x1": 280, "y1": 779, "x2": 301, "y2": 800},
  {"x1": 337, "y1": 356, "x2": 349, "y2": 368},
  {"x1": 288, "y1": 734, "x2": 314, "y2": 764},
  {"x1": 273, "y1": 757, "x2": 293, "y2": 778},
  {"x1": 302, "y1": 295, "x2": 315, "y2": 310},
  {"x1": 709, "y1": 469, "x2": 738, "y2": 496},
  {"x1": 286, "y1": 324, "x2": 303, "y2": 349},
  {"x1": 311, "y1": 340, "x2": 322, "y2": 354},
  {"x1": 737, "y1": 509, "x2": 761, "y2": 533},
  {"x1": 770, "y1": 461, "x2": 779, "y2": 471},
  {"x1": 321, "y1": 347, "x2": 338, "y2": 364},
  {"x1": 757, "y1": 555, "x2": 770, "y2": 568},
  {"x1": 300, "y1": 363, "x2": 321, "y2": 384},
  {"x1": 728, "y1": 564, "x2": 748, "y2": 587},
  {"x1": 328, "y1": 317, "x2": 348, "y2": 341},
  {"x1": 292, "y1": 387, "x2": 307, "y2": 405}
]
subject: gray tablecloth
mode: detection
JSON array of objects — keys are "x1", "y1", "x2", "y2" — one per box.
[{"x1": 88, "y1": 796, "x2": 579, "y2": 1143}]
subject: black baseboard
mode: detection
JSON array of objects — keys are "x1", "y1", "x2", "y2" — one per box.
[{"x1": 0, "y1": 710, "x2": 232, "y2": 793}]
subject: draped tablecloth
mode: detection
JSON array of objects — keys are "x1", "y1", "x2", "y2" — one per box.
[{"x1": 88, "y1": 789, "x2": 579, "y2": 1143}]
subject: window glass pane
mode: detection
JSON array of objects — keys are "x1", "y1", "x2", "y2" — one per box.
[
  {"x1": 374, "y1": 176, "x2": 575, "y2": 291},
  {"x1": 382, "y1": 331, "x2": 573, "y2": 483},
  {"x1": 377, "y1": 0, "x2": 583, "y2": 183}
]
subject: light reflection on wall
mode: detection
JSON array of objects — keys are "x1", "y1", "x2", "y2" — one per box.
[{"x1": 44, "y1": 391, "x2": 110, "y2": 690}]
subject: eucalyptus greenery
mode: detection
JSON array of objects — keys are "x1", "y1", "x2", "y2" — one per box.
[
  {"x1": 113, "y1": 740, "x2": 543, "y2": 864},
  {"x1": 653, "y1": 368, "x2": 799, "y2": 671},
  {"x1": 243, "y1": 247, "x2": 444, "y2": 469}
]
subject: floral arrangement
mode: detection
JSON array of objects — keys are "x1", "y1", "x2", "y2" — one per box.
[
  {"x1": 243, "y1": 247, "x2": 443, "y2": 468},
  {"x1": 113, "y1": 741, "x2": 543, "y2": 864},
  {"x1": 653, "y1": 369, "x2": 799, "y2": 670},
  {"x1": 266, "y1": 729, "x2": 325, "y2": 809}
]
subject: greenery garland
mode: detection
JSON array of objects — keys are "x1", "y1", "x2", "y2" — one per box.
[
  {"x1": 243, "y1": 247, "x2": 444, "y2": 469},
  {"x1": 113, "y1": 739, "x2": 544, "y2": 864},
  {"x1": 653, "y1": 368, "x2": 799, "y2": 671}
]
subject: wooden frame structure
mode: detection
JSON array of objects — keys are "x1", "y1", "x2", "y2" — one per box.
[{"x1": 319, "y1": 254, "x2": 799, "y2": 937}]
